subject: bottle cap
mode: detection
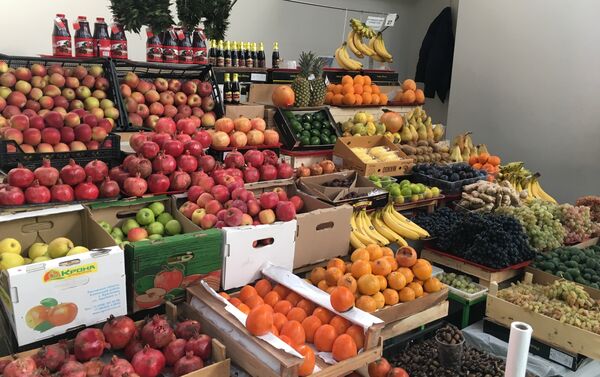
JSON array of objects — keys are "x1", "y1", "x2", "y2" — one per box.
[
  {"x1": 78, "y1": 16, "x2": 87, "y2": 20},
  {"x1": 56, "y1": 13, "x2": 65, "y2": 17},
  {"x1": 96, "y1": 17, "x2": 105, "y2": 22}
]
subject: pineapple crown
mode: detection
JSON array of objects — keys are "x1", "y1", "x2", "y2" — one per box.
[
  {"x1": 298, "y1": 51, "x2": 316, "y2": 78},
  {"x1": 311, "y1": 56, "x2": 325, "y2": 77}
]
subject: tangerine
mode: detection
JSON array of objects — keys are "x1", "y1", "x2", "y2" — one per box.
[
  {"x1": 341, "y1": 75, "x2": 353, "y2": 85},
  {"x1": 376, "y1": 275, "x2": 387, "y2": 291},
  {"x1": 372, "y1": 258, "x2": 392, "y2": 276},
  {"x1": 408, "y1": 282, "x2": 424, "y2": 297},
  {"x1": 229, "y1": 297, "x2": 242, "y2": 307},
  {"x1": 324, "y1": 91, "x2": 334, "y2": 104},
  {"x1": 362, "y1": 92, "x2": 372, "y2": 105},
  {"x1": 330, "y1": 286, "x2": 355, "y2": 312},
  {"x1": 366, "y1": 244, "x2": 383, "y2": 261},
  {"x1": 325, "y1": 267, "x2": 343, "y2": 286},
  {"x1": 280, "y1": 320, "x2": 306, "y2": 345},
  {"x1": 317, "y1": 280, "x2": 329, "y2": 291},
  {"x1": 372, "y1": 292, "x2": 385, "y2": 309},
  {"x1": 272, "y1": 284, "x2": 290, "y2": 298},
  {"x1": 310, "y1": 267, "x2": 326, "y2": 285},
  {"x1": 424, "y1": 277, "x2": 443, "y2": 293},
  {"x1": 287, "y1": 307, "x2": 307, "y2": 322},
  {"x1": 239, "y1": 285, "x2": 258, "y2": 303},
  {"x1": 314, "y1": 324, "x2": 337, "y2": 352},
  {"x1": 245, "y1": 294, "x2": 264, "y2": 309},
  {"x1": 397, "y1": 267, "x2": 414, "y2": 283},
  {"x1": 342, "y1": 93, "x2": 356, "y2": 105},
  {"x1": 264, "y1": 291, "x2": 281, "y2": 307},
  {"x1": 337, "y1": 274, "x2": 358, "y2": 293},
  {"x1": 332, "y1": 334, "x2": 358, "y2": 361},
  {"x1": 415, "y1": 89, "x2": 425, "y2": 104},
  {"x1": 246, "y1": 304, "x2": 273, "y2": 336},
  {"x1": 274, "y1": 300, "x2": 293, "y2": 315},
  {"x1": 357, "y1": 274, "x2": 380, "y2": 295},
  {"x1": 351, "y1": 260, "x2": 372, "y2": 279},
  {"x1": 273, "y1": 312, "x2": 288, "y2": 332},
  {"x1": 285, "y1": 292, "x2": 302, "y2": 306},
  {"x1": 402, "y1": 79, "x2": 417, "y2": 91},
  {"x1": 254, "y1": 279, "x2": 272, "y2": 298},
  {"x1": 329, "y1": 315, "x2": 351, "y2": 335},
  {"x1": 313, "y1": 307, "x2": 334, "y2": 324},
  {"x1": 297, "y1": 299, "x2": 315, "y2": 315},
  {"x1": 345, "y1": 325, "x2": 365, "y2": 349},
  {"x1": 237, "y1": 303, "x2": 250, "y2": 314},
  {"x1": 412, "y1": 259, "x2": 432, "y2": 281},
  {"x1": 295, "y1": 344, "x2": 315, "y2": 376},
  {"x1": 332, "y1": 93, "x2": 344, "y2": 105},
  {"x1": 327, "y1": 258, "x2": 346, "y2": 273},
  {"x1": 381, "y1": 247, "x2": 394, "y2": 257},
  {"x1": 354, "y1": 75, "x2": 365, "y2": 86},
  {"x1": 351, "y1": 248, "x2": 370, "y2": 262},
  {"x1": 302, "y1": 315, "x2": 322, "y2": 343},
  {"x1": 333, "y1": 84, "x2": 343, "y2": 94},
  {"x1": 387, "y1": 271, "x2": 407, "y2": 290},
  {"x1": 355, "y1": 295, "x2": 377, "y2": 312},
  {"x1": 399, "y1": 287, "x2": 416, "y2": 302},
  {"x1": 382, "y1": 288, "x2": 399, "y2": 306}
]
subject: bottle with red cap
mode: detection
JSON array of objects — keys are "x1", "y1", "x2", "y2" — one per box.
[
  {"x1": 110, "y1": 23, "x2": 128, "y2": 59},
  {"x1": 93, "y1": 17, "x2": 110, "y2": 57},
  {"x1": 192, "y1": 21, "x2": 208, "y2": 64},
  {"x1": 146, "y1": 27, "x2": 163, "y2": 62},
  {"x1": 52, "y1": 13, "x2": 72, "y2": 57},
  {"x1": 74, "y1": 16, "x2": 94, "y2": 58},
  {"x1": 178, "y1": 27, "x2": 193, "y2": 64},
  {"x1": 162, "y1": 27, "x2": 178, "y2": 64}
]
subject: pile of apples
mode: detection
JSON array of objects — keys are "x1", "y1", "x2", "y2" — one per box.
[
  {"x1": 212, "y1": 116, "x2": 280, "y2": 149},
  {"x1": 120, "y1": 72, "x2": 217, "y2": 130},
  {"x1": 0, "y1": 159, "x2": 119, "y2": 206},
  {"x1": 0, "y1": 61, "x2": 119, "y2": 152}
]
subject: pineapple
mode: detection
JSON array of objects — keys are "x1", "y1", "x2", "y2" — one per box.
[
  {"x1": 309, "y1": 56, "x2": 326, "y2": 106},
  {"x1": 291, "y1": 51, "x2": 314, "y2": 107}
]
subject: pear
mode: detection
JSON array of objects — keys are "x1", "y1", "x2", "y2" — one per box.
[
  {"x1": 400, "y1": 124, "x2": 412, "y2": 143},
  {"x1": 464, "y1": 133, "x2": 474, "y2": 150},
  {"x1": 470, "y1": 146, "x2": 479, "y2": 158},
  {"x1": 33, "y1": 256, "x2": 52, "y2": 263},
  {"x1": 409, "y1": 124, "x2": 419, "y2": 142},
  {"x1": 366, "y1": 121, "x2": 377, "y2": 136},
  {"x1": 417, "y1": 122, "x2": 427, "y2": 141},
  {"x1": 461, "y1": 146, "x2": 471, "y2": 162},
  {"x1": 383, "y1": 131, "x2": 394, "y2": 143},
  {"x1": 23, "y1": 258, "x2": 32, "y2": 264},
  {"x1": 433, "y1": 124, "x2": 445, "y2": 141},
  {"x1": 426, "y1": 122, "x2": 434, "y2": 143},
  {"x1": 67, "y1": 246, "x2": 89, "y2": 256},
  {"x1": 48, "y1": 237, "x2": 74, "y2": 259},
  {"x1": 450, "y1": 145, "x2": 463, "y2": 162},
  {"x1": 452, "y1": 133, "x2": 465, "y2": 150},
  {"x1": 0, "y1": 253, "x2": 25, "y2": 270},
  {"x1": 0, "y1": 238, "x2": 21, "y2": 255},
  {"x1": 478, "y1": 144, "x2": 489, "y2": 155},
  {"x1": 28, "y1": 243, "x2": 49, "y2": 259}
]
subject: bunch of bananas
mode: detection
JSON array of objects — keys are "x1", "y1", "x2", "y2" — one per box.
[
  {"x1": 350, "y1": 18, "x2": 376, "y2": 39},
  {"x1": 335, "y1": 19, "x2": 393, "y2": 70},
  {"x1": 498, "y1": 162, "x2": 557, "y2": 203},
  {"x1": 350, "y1": 204, "x2": 430, "y2": 249}
]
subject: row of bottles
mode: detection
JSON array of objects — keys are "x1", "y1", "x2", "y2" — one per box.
[
  {"x1": 146, "y1": 26, "x2": 208, "y2": 64},
  {"x1": 208, "y1": 41, "x2": 280, "y2": 69},
  {"x1": 223, "y1": 73, "x2": 241, "y2": 104},
  {"x1": 52, "y1": 14, "x2": 127, "y2": 59}
]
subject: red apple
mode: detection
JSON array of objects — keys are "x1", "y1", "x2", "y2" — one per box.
[{"x1": 258, "y1": 209, "x2": 276, "y2": 224}]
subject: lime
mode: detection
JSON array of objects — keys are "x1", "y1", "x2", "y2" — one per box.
[
  {"x1": 300, "y1": 136, "x2": 310, "y2": 145},
  {"x1": 369, "y1": 175, "x2": 380, "y2": 181},
  {"x1": 431, "y1": 187, "x2": 441, "y2": 197},
  {"x1": 320, "y1": 135, "x2": 331, "y2": 144},
  {"x1": 301, "y1": 113, "x2": 313, "y2": 123},
  {"x1": 389, "y1": 185, "x2": 402, "y2": 197},
  {"x1": 394, "y1": 195, "x2": 405, "y2": 204},
  {"x1": 310, "y1": 128, "x2": 321, "y2": 137},
  {"x1": 401, "y1": 187, "x2": 412, "y2": 197},
  {"x1": 417, "y1": 183, "x2": 426, "y2": 192},
  {"x1": 409, "y1": 184, "x2": 421, "y2": 194},
  {"x1": 310, "y1": 136, "x2": 321, "y2": 145},
  {"x1": 322, "y1": 128, "x2": 332, "y2": 136},
  {"x1": 329, "y1": 135, "x2": 337, "y2": 144},
  {"x1": 301, "y1": 130, "x2": 311, "y2": 138},
  {"x1": 400, "y1": 179, "x2": 411, "y2": 187},
  {"x1": 302, "y1": 122, "x2": 312, "y2": 130}
]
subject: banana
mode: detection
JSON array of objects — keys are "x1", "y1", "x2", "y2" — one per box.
[
  {"x1": 367, "y1": 37, "x2": 386, "y2": 62},
  {"x1": 353, "y1": 32, "x2": 376, "y2": 57},
  {"x1": 351, "y1": 212, "x2": 376, "y2": 245},
  {"x1": 346, "y1": 31, "x2": 364, "y2": 58},
  {"x1": 350, "y1": 231, "x2": 366, "y2": 249},
  {"x1": 372, "y1": 212, "x2": 408, "y2": 246},
  {"x1": 373, "y1": 33, "x2": 393, "y2": 62},
  {"x1": 524, "y1": 179, "x2": 534, "y2": 201},
  {"x1": 531, "y1": 179, "x2": 557, "y2": 203},
  {"x1": 382, "y1": 207, "x2": 421, "y2": 240},
  {"x1": 385, "y1": 205, "x2": 430, "y2": 238},
  {"x1": 358, "y1": 210, "x2": 389, "y2": 246},
  {"x1": 335, "y1": 43, "x2": 362, "y2": 71}
]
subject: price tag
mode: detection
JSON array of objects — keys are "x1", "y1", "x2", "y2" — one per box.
[
  {"x1": 385, "y1": 13, "x2": 397, "y2": 27},
  {"x1": 365, "y1": 16, "x2": 385, "y2": 31},
  {"x1": 250, "y1": 73, "x2": 267, "y2": 82}
]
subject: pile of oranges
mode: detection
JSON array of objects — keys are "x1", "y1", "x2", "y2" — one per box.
[
  {"x1": 219, "y1": 279, "x2": 366, "y2": 375},
  {"x1": 392, "y1": 79, "x2": 425, "y2": 105},
  {"x1": 308, "y1": 245, "x2": 443, "y2": 313},
  {"x1": 325, "y1": 75, "x2": 389, "y2": 106},
  {"x1": 468, "y1": 152, "x2": 501, "y2": 175}
]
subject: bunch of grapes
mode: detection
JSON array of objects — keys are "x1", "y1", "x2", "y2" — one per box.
[
  {"x1": 576, "y1": 196, "x2": 600, "y2": 222},
  {"x1": 413, "y1": 207, "x2": 461, "y2": 238},
  {"x1": 552, "y1": 204, "x2": 594, "y2": 244},
  {"x1": 498, "y1": 199, "x2": 565, "y2": 252}
]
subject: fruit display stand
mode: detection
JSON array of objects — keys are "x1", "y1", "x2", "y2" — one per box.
[
  {"x1": 393, "y1": 196, "x2": 442, "y2": 215},
  {"x1": 486, "y1": 270, "x2": 600, "y2": 360}
]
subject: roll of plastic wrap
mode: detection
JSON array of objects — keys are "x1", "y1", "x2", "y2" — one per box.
[{"x1": 505, "y1": 321, "x2": 533, "y2": 377}]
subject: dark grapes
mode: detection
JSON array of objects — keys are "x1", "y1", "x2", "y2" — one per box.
[{"x1": 412, "y1": 163, "x2": 486, "y2": 182}]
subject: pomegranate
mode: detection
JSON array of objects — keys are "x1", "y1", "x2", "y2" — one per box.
[
  {"x1": 297, "y1": 164, "x2": 310, "y2": 177},
  {"x1": 74, "y1": 328, "x2": 108, "y2": 362},
  {"x1": 124, "y1": 338, "x2": 144, "y2": 361},
  {"x1": 174, "y1": 320, "x2": 202, "y2": 340},
  {"x1": 243, "y1": 166, "x2": 260, "y2": 183},
  {"x1": 75, "y1": 176, "x2": 100, "y2": 201},
  {"x1": 3, "y1": 357, "x2": 37, "y2": 377},
  {"x1": 7, "y1": 164, "x2": 34, "y2": 188},
  {"x1": 33, "y1": 159, "x2": 59, "y2": 187},
  {"x1": 140, "y1": 141, "x2": 160, "y2": 159},
  {"x1": 152, "y1": 152, "x2": 177, "y2": 175},
  {"x1": 310, "y1": 163, "x2": 323, "y2": 176},
  {"x1": 84, "y1": 160, "x2": 109, "y2": 183},
  {"x1": 224, "y1": 149, "x2": 245, "y2": 169},
  {"x1": 163, "y1": 338, "x2": 187, "y2": 366},
  {"x1": 259, "y1": 164, "x2": 277, "y2": 181},
  {"x1": 176, "y1": 132, "x2": 192, "y2": 144},
  {"x1": 60, "y1": 159, "x2": 86, "y2": 186},
  {"x1": 193, "y1": 129, "x2": 212, "y2": 148},
  {"x1": 109, "y1": 166, "x2": 130, "y2": 186},
  {"x1": 177, "y1": 151, "x2": 198, "y2": 173},
  {"x1": 103, "y1": 315, "x2": 136, "y2": 350},
  {"x1": 262, "y1": 150, "x2": 278, "y2": 166},
  {"x1": 101, "y1": 356, "x2": 135, "y2": 377},
  {"x1": 131, "y1": 346, "x2": 165, "y2": 377},
  {"x1": 129, "y1": 131, "x2": 150, "y2": 152},
  {"x1": 198, "y1": 154, "x2": 216, "y2": 172},
  {"x1": 173, "y1": 351, "x2": 203, "y2": 376},
  {"x1": 277, "y1": 160, "x2": 294, "y2": 179},
  {"x1": 83, "y1": 359, "x2": 105, "y2": 377},
  {"x1": 163, "y1": 139, "x2": 184, "y2": 158},
  {"x1": 0, "y1": 186, "x2": 25, "y2": 206},
  {"x1": 187, "y1": 185, "x2": 204, "y2": 203},
  {"x1": 25, "y1": 180, "x2": 51, "y2": 204},
  {"x1": 243, "y1": 149, "x2": 264, "y2": 167},
  {"x1": 0, "y1": 358, "x2": 12, "y2": 374},
  {"x1": 141, "y1": 316, "x2": 174, "y2": 348},
  {"x1": 190, "y1": 171, "x2": 208, "y2": 186},
  {"x1": 185, "y1": 333, "x2": 212, "y2": 361},
  {"x1": 123, "y1": 155, "x2": 140, "y2": 173},
  {"x1": 320, "y1": 159, "x2": 336, "y2": 174},
  {"x1": 184, "y1": 140, "x2": 203, "y2": 157},
  {"x1": 99, "y1": 177, "x2": 120, "y2": 198},
  {"x1": 124, "y1": 173, "x2": 148, "y2": 197},
  {"x1": 151, "y1": 133, "x2": 172, "y2": 149},
  {"x1": 36, "y1": 342, "x2": 68, "y2": 372},
  {"x1": 128, "y1": 157, "x2": 152, "y2": 179},
  {"x1": 147, "y1": 173, "x2": 170, "y2": 193},
  {"x1": 170, "y1": 170, "x2": 191, "y2": 191},
  {"x1": 59, "y1": 360, "x2": 86, "y2": 377}
]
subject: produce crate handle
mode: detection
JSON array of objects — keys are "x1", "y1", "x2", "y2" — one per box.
[{"x1": 316, "y1": 221, "x2": 334, "y2": 231}]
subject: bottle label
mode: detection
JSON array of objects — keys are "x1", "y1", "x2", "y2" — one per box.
[
  {"x1": 232, "y1": 56, "x2": 238, "y2": 67},
  {"x1": 208, "y1": 56, "x2": 216, "y2": 65},
  {"x1": 52, "y1": 35, "x2": 72, "y2": 57},
  {"x1": 238, "y1": 56, "x2": 245, "y2": 67},
  {"x1": 193, "y1": 47, "x2": 208, "y2": 64},
  {"x1": 75, "y1": 37, "x2": 94, "y2": 57},
  {"x1": 258, "y1": 59, "x2": 266, "y2": 68},
  {"x1": 147, "y1": 44, "x2": 163, "y2": 62},
  {"x1": 224, "y1": 91, "x2": 232, "y2": 103},
  {"x1": 224, "y1": 57, "x2": 232, "y2": 67},
  {"x1": 111, "y1": 40, "x2": 128, "y2": 59},
  {"x1": 179, "y1": 48, "x2": 193, "y2": 63},
  {"x1": 96, "y1": 39, "x2": 111, "y2": 57},
  {"x1": 246, "y1": 58, "x2": 254, "y2": 68},
  {"x1": 217, "y1": 56, "x2": 225, "y2": 67},
  {"x1": 233, "y1": 91, "x2": 240, "y2": 103},
  {"x1": 163, "y1": 46, "x2": 178, "y2": 63}
]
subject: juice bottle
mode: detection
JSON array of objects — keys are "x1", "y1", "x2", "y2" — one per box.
[
  {"x1": 223, "y1": 73, "x2": 232, "y2": 104},
  {"x1": 231, "y1": 41, "x2": 239, "y2": 67},
  {"x1": 257, "y1": 42, "x2": 266, "y2": 68},
  {"x1": 251, "y1": 42, "x2": 258, "y2": 68},
  {"x1": 216, "y1": 40, "x2": 224, "y2": 67},
  {"x1": 162, "y1": 27, "x2": 178, "y2": 64},
  {"x1": 93, "y1": 17, "x2": 110, "y2": 57},
  {"x1": 238, "y1": 41, "x2": 246, "y2": 67},
  {"x1": 231, "y1": 73, "x2": 240, "y2": 105},
  {"x1": 74, "y1": 16, "x2": 94, "y2": 58},
  {"x1": 110, "y1": 23, "x2": 128, "y2": 59},
  {"x1": 192, "y1": 27, "x2": 208, "y2": 64},
  {"x1": 208, "y1": 40, "x2": 216, "y2": 66},
  {"x1": 245, "y1": 42, "x2": 254, "y2": 68},
  {"x1": 178, "y1": 28, "x2": 193, "y2": 64},
  {"x1": 146, "y1": 28, "x2": 163, "y2": 62},
  {"x1": 52, "y1": 13, "x2": 72, "y2": 57},
  {"x1": 272, "y1": 42, "x2": 280, "y2": 68},
  {"x1": 224, "y1": 41, "x2": 232, "y2": 67}
]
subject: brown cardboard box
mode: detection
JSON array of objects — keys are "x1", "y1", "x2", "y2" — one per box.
[
  {"x1": 333, "y1": 136, "x2": 413, "y2": 177},
  {"x1": 247, "y1": 83, "x2": 281, "y2": 105},
  {"x1": 225, "y1": 103, "x2": 265, "y2": 119}
]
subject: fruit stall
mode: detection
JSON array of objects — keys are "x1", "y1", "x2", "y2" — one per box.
[{"x1": 0, "y1": 5, "x2": 599, "y2": 377}]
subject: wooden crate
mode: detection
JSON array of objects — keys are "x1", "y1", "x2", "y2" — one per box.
[
  {"x1": 186, "y1": 284, "x2": 383, "y2": 377},
  {"x1": 421, "y1": 248, "x2": 524, "y2": 287},
  {"x1": 486, "y1": 271, "x2": 600, "y2": 360},
  {"x1": 574, "y1": 237, "x2": 599, "y2": 249},
  {"x1": 381, "y1": 300, "x2": 449, "y2": 340}
]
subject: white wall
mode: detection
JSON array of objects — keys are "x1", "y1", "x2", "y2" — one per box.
[{"x1": 447, "y1": 0, "x2": 600, "y2": 202}]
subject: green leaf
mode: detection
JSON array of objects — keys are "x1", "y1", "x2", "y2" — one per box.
[{"x1": 40, "y1": 297, "x2": 58, "y2": 307}]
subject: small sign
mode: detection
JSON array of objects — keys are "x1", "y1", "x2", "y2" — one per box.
[
  {"x1": 250, "y1": 73, "x2": 267, "y2": 82},
  {"x1": 385, "y1": 13, "x2": 397, "y2": 27},
  {"x1": 365, "y1": 16, "x2": 385, "y2": 31}
]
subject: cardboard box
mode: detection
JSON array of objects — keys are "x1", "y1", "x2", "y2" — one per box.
[
  {"x1": 280, "y1": 148, "x2": 333, "y2": 169},
  {"x1": 225, "y1": 103, "x2": 265, "y2": 119},
  {"x1": 87, "y1": 196, "x2": 223, "y2": 313},
  {"x1": 333, "y1": 136, "x2": 413, "y2": 177},
  {"x1": 0, "y1": 205, "x2": 126, "y2": 346},
  {"x1": 247, "y1": 83, "x2": 280, "y2": 105}
]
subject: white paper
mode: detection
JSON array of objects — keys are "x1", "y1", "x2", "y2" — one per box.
[
  {"x1": 366, "y1": 16, "x2": 385, "y2": 31},
  {"x1": 385, "y1": 13, "x2": 397, "y2": 27},
  {"x1": 505, "y1": 321, "x2": 533, "y2": 377}
]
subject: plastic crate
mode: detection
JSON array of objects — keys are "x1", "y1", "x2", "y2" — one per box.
[
  {"x1": 207, "y1": 144, "x2": 281, "y2": 161},
  {"x1": 111, "y1": 60, "x2": 223, "y2": 130},
  {"x1": 411, "y1": 173, "x2": 486, "y2": 194},
  {"x1": 273, "y1": 107, "x2": 341, "y2": 151}
]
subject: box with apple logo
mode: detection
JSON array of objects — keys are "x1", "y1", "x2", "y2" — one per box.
[
  {"x1": 0, "y1": 204, "x2": 126, "y2": 346},
  {"x1": 85, "y1": 195, "x2": 223, "y2": 313}
]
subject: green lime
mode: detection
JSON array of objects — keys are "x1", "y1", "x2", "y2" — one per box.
[
  {"x1": 310, "y1": 128, "x2": 321, "y2": 137},
  {"x1": 300, "y1": 136, "x2": 310, "y2": 145},
  {"x1": 301, "y1": 113, "x2": 313, "y2": 123},
  {"x1": 322, "y1": 128, "x2": 331, "y2": 136},
  {"x1": 390, "y1": 185, "x2": 402, "y2": 197},
  {"x1": 321, "y1": 135, "x2": 331, "y2": 144},
  {"x1": 401, "y1": 187, "x2": 412, "y2": 197},
  {"x1": 310, "y1": 136, "x2": 321, "y2": 145},
  {"x1": 291, "y1": 120, "x2": 303, "y2": 133},
  {"x1": 301, "y1": 130, "x2": 311, "y2": 138},
  {"x1": 329, "y1": 135, "x2": 337, "y2": 144},
  {"x1": 400, "y1": 179, "x2": 411, "y2": 187}
]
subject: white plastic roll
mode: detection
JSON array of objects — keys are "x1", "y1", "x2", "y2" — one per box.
[{"x1": 505, "y1": 321, "x2": 533, "y2": 377}]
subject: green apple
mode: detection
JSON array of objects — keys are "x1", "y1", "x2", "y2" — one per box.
[
  {"x1": 389, "y1": 185, "x2": 401, "y2": 198},
  {"x1": 157, "y1": 212, "x2": 174, "y2": 226},
  {"x1": 111, "y1": 227, "x2": 124, "y2": 240},
  {"x1": 98, "y1": 220, "x2": 112, "y2": 233},
  {"x1": 67, "y1": 246, "x2": 89, "y2": 256},
  {"x1": 147, "y1": 202, "x2": 165, "y2": 216},
  {"x1": 0, "y1": 253, "x2": 24, "y2": 269},
  {"x1": 28, "y1": 242, "x2": 48, "y2": 259},
  {"x1": 33, "y1": 256, "x2": 52, "y2": 263},
  {"x1": 147, "y1": 221, "x2": 165, "y2": 236},
  {"x1": 0, "y1": 238, "x2": 21, "y2": 255},
  {"x1": 148, "y1": 234, "x2": 163, "y2": 240},
  {"x1": 23, "y1": 257, "x2": 32, "y2": 264},
  {"x1": 431, "y1": 187, "x2": 441, "y2": 197},
  {"x1": 122, "y1": 219, "x2": 140, "y2": 235},
  {"x1": 48, "y1": 237, "x2": 74, "y2": 259},
  {"x1": 136, "y1": 208, "x2": 155, "y2": 226},
  {"x1": 114, "y1": 237, "x2": 123, "y2": 244},
  {"x1": 394, "y1": 195, "x2": 405, "y2": 204},
  {"x1": 165, "y1": 219, "x2": 182, "y2": 236},
  {"x1": 423, "y1": 188, "x2": 433, "y2": 199}
]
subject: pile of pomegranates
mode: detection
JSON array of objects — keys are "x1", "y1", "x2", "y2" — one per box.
[
  {"x1": 296, "y1": 159, "x2": 336, "y2": 177},
  {"x1": 211, "y1": 116, "x2": 280, "y2": 148},
  {"x1": 0, "y1": 158, "x2": 119, "y2": 206},
  {"x1": 0, "y1": 314, "x2": 213, "y2": 377}
]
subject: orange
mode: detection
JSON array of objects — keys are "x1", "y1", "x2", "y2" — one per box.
[
  {"x1": 342, "y1": 84, "x2": 354, "y2": 95},
  {"x1": 279, "y1": 335, "x2": 293, "y2": 345},
  {"x1": 245, "y1": 294, "x2": 264, "y2": 309},
  {"x1": 246, "y1": 304, "x2": 273, "y2": 336},
  {"x1": 280, "y1": 320, "x2": 306, "y2": 345},
  {"x1": 384, "y1": 256, "x2": 398, "y2": 271},
  {"x1": 295, "y1": 344, "x2": 315, "y2": 376},
  {"x1": 354, "y1": 95, "x2": 363, "y2": 105},
  {"x1": 272, "y1": 284, "x2": 290, "y2": 299},
  {"x1": 363, "y1": 85, "x2": 372, "y2": 94},
  {"x1": 302, "y1": 315, "x2": 322, "y2": 343},
  {"x1": 366, "y1": 244, "x2": 383, "y2": 261},
  {"x1": 415, "y1": 89, "x2": 425, "y2": 104},
  {"x1": 357, "y1": 274, "x2": 380, "y2": 295},
  {"x1": 313, "y1": 307, "x2": 334, "y2": 324},
  {"x1": 237, "y1": 303, "x2": 250, "y2": 314},
  {"x1": 337, "y1": 274, "x2": 358, "y2": 293},
  {"x1": 271, "y1": 325, "x2": 279, "y2": 336},
  {"x1": 274, "y1": 300, "x2": 293, "y2": 315},
  {"x1": 355, "y1": 295, "x2": 377, "y2": 313},
  {"x1": 353, "y1": 84, "x2": 364, "y2": 95},
  {"x1": 371, "y1": 85, "x2": 380, "y2": 94},
  {"x1": 401, "y1": 90, "x2": 416, "y2": 104},
  {"x1": 353, "y1": 75, "x2": 365, "y2": 86},
  {"x1": 327, "y1": 258, "x2": 346, "y2": 273},
  {"x1": 362, "y1": 92, "x2": 372, "y2": 105},
  {"x1": 287, "y1": 307, "x2": 307, "y2": 322},
  {"x1": 341, "y1": 75, "x2": 353, "y2": 85},
  {"x1": 371, "y1": 94, "x2": 380, "y2": 105},
  {"x1": 396, "y1": 246, "x2": 417, "y2": 268},
  {"x1": 379, "y1": 93, "x2": 388, "y2": 105},
  {"x1": 381, "y1": 247, "x2": 394, "y2": 258},
  {"x1": 424, "y1": 277, "x2": 443, "y2": 293},
  {"x1": 342, "y1": 93, "x2": 356, "y2": 105},
  {"x1": 239, "y1": 285, "x2": 258, "y2": 303},
  {"x1": 372, "y1": 292, "x2": 385, "y2": 309},
  {"x1": 255, "y1": 279, "x2": 272, "y2": 298},
  {"x1": 264, "y1": 291, "x2": 281, "y2": 307},
  {"x1": 408, "y1": 282, "x2": 424, "y2": 298},
  {"x1": 229, "y1": 297, "x2": 242, "y2": 307},
  {"x1": 219, "y1": 292, "x2": 230, "y2": 300},
  {"x1": 372, "y1": 258, "x2": 392, "y2": 276},
  {"x1": 333, "y1": 84, "x2": 343, "y2": 94},
  {"x1": 325, "y1": 267, "x2": 343, "y2": 286},
  {"x1": 382, "y1": 288, "x2": 399, "y2": 306},
  {"x1": 297, "y1": 299, "x2": 315, "y2": 315},
  {"x1": 387, "y1": 271, "x2": 407, "y2": 290},
  {"x1": 351, "y1": 260, "x2": 372, "y2": 279},
  {"x1": 363, "y1": 75, "x2": 372, "y2": 85},
  {"x1": 317, "y1": 280, "x2": 329, "y2": 291},
  {"x1": 314, "y1": 324, "x2": 337, "y2": 352},
  {"x1": 309, "y1": 267, "x2": 326, "y2": 285},
  {"x1": 412, "y1": 259, "x2": 432, "y2": 281},
  {"x1": 376, "y1": 275, "x2": 387, "y2": 291},
  {"x1": 332, "y1": 93, "x2": 344, "y2": 106},
  {"x1": 273, "y1": 312, "x2": 288, "y2": 332},
  {"x1": 329, "y1": 315, "x2": 351, "y2": 335},
  {"x1": 402, "y1": 79, "x2": 417, "y2": 91},
  {"x1": 397, "y1": 267, "x2": 414, "y2": 284},
  {"x1": 324, "y1": 92, "x2": 334, "y2": 104},
  {"x1": 327, "y1": 83, "x2": 336, "y2": 92},
  {"x1": 345, "y1": 325, "x2": 365, "y2": 349},
  {"x1": 285, "y1": 292, "x2": 302, "y2": 306},
  {"x1": 351, "y1": 248, "x2": 369, "y2": 262},
  {"x1": 398, "y1": 287, "x2": 416, "y2": 302},
  {"x1": 332, "y1": 334, "x2": 358, "y2": 361}
]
